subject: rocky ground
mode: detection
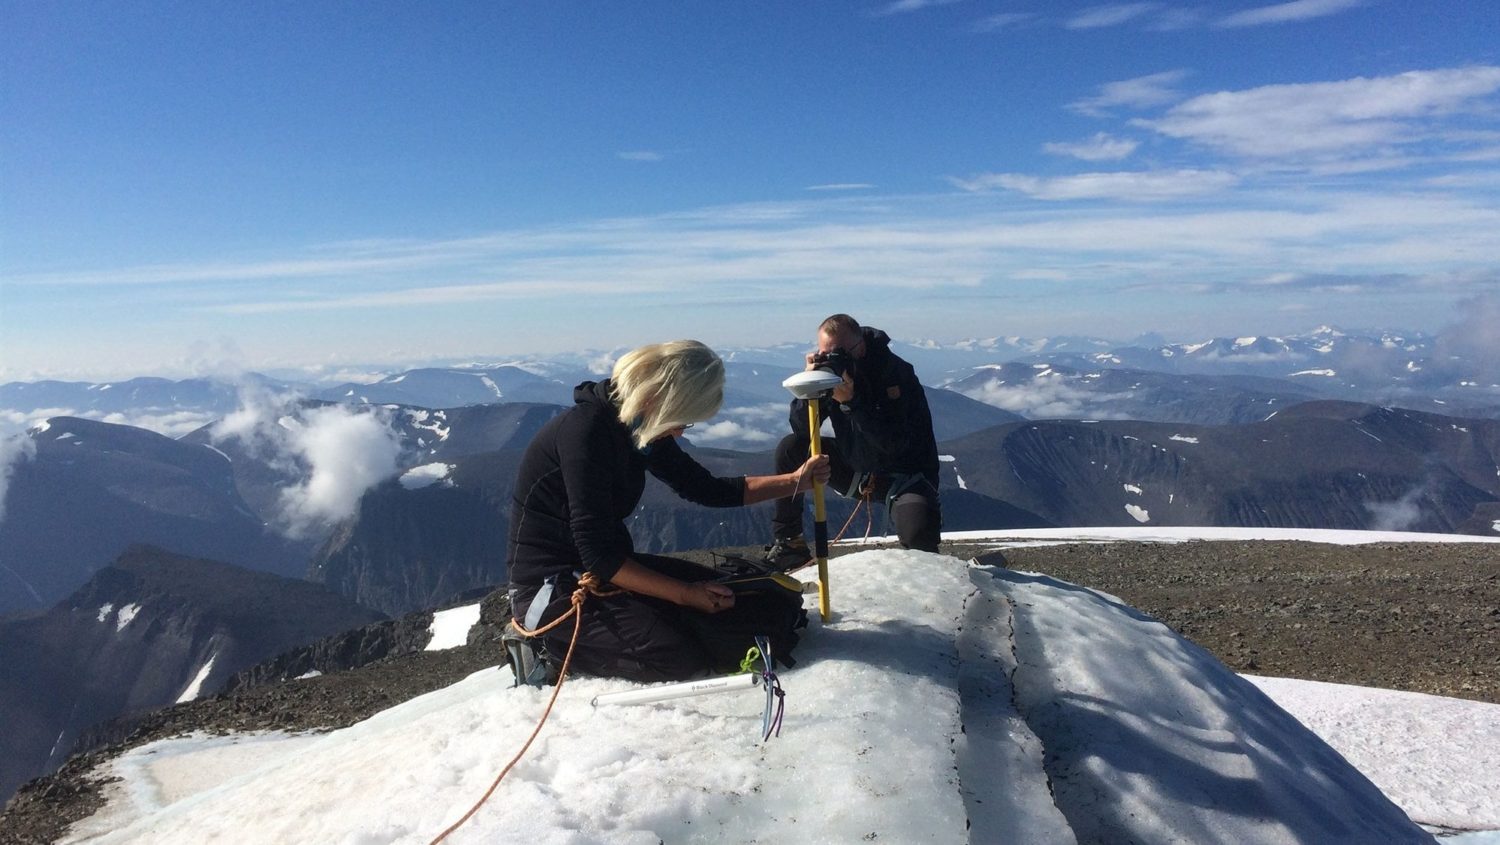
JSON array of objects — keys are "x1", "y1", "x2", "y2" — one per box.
[{"x1": 5, "y1": 539, "x2": 1497, "y2": 844}]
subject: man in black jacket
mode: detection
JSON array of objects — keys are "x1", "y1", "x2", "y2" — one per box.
[{"x1": 765, "y1": 314, "x2": 941, "y2": 570}]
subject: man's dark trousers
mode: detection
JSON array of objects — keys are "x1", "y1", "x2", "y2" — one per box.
[{"x1": 771, "y1": 432, "x2": 941, "y2": 552}]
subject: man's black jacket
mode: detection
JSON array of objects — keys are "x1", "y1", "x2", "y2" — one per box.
[
  {"x1": 507, "y1": 380, "x2": 745, "y2": 588},
  {"x1": 789, "y1": 326, "x2": 940, "y2": 484}
]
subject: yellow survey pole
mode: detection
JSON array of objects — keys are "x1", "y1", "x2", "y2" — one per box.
[{"x1": 807, "y1": 401, "x2": 831, "y2": 622}]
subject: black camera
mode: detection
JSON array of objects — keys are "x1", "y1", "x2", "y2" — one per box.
[{"x1": 811, "y1": 348, "x2": 853, "y2": 378}]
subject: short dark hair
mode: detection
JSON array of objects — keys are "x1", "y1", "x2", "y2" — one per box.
[{"x1": 818, "y1": 314, "x2": 860, "y2": 337}]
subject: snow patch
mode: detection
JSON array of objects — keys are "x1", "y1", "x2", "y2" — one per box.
[
  {"x1": 477, "y1": 375, "x2": 502, "y2": 398},
  {"x1": 1289, "y1": 369, "x2": 1337, "y2": 377},
  {"x1": 425, "y1": 603, "x2": 482, "y2": 651},
  {"x1": 176, "y1": 655, "x2": 217, "y2": 704},
  {"x1": 399, "y1": 463, "x2": 452, "y2": 490},
  {"x1": 97, "y1": 603, "x2": 115, "y2": 624},
  {"x1": 1124, "y1": 503, "x2": 1150, "y2": 523},
  {"x1": 939, "y1": 454, "x2": 955, "y2": 462},
  {"x1": 1123, "y1": 484, "x2": 1143, "y2": 495},
  {"x1": 55, "y1": 547, "x2": 1475, "y2": 844},
  {"x1": 1246, "y1": 675, "x2": 1500, "y2": 833},
  {"x1": 1169, "y1": 435, "x2": 1199, "y2": 444},
  {"x1": 116, "y1": 603, "x2": 140, "y2": 632}
]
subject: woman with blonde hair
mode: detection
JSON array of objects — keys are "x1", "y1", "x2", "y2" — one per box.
[{"x1": 506, "y1": 340, "x2": 829, "y2": 682}]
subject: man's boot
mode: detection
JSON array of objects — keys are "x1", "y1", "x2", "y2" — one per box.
[{"x1": 762, "y1": 536, "x2": 812, "y2": 572}]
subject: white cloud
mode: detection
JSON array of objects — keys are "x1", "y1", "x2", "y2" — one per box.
[
  {"x1": 972, "y1": 12, "x2": 1035, "y2": 32},
  {"x1": 209, "y1": 386, "x2": 400, "y2": 537},
  {"x1": 1144, "y1": 7, "x2": 1205, "y2": 30},
  {"x1": 1137, "y1": 67, "x2": 1500, "y2": 158},
  {"x1": 277, "y1": 405, "x2": 401, "y2": 538},
  {"x1": 0, "y1": 408, "x2": 76, "y2": 431},
  {"x1": 211, "y1": 383, "x2": 302, "y2": 456},
  {"x1": 951, "y1": 169, "x2": 1238, "y2": 200},
  {"x1": 687, "y1": 419, "x2": 778, "y2": 447},
  {"x1": 100, "y1": 410, "x2": 219, "y2": 438},
  {"x1": 1066, "y1": 4, "x2": 1160, "y2": 30},
  {"x1": 1365, "y1": 483, "x2": 1429, "y2": 532},
  {"x1": 806, "y1": 183, "x2": 876, "y2": 191},
  {"x1": 1218, "y1": 0, "x2": 1365, "y2": 28},
  {"x1": 617, "y1": 151, "x2": 665, "y2": 162},
  {"x1": 872, "y1": 0, "x2": 965, "y2": 16},
  {"x1": 0, "y1": 407, "x2": 216, "y2": 439},
  {"x1": 1068, "y1": 70, "x2": 1190, "y2": 117},
  {"x1": 959, "y1": 374, "x2": 1133, "y2": 419},
  {"x1": 0, "y1": 431, "x2": 37, "y2": 522},
  {"x1": 1043, "y1": 133, "x2": 1141, "y2": 161},
  {"x1": 1435, "y1": 294, "x2": 1500, "y2": 381},
  {"x1": 10, "y1": 162, "x2": 1500, "y2": 332}
]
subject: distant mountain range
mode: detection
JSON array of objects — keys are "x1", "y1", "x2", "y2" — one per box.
[
  {"x1": 0, "y1": 546, "x2": 383, "y2": 805},
  {"x1": 6, "y1": 327, "x2": 1497, "y2": 438},
  {"x1": 0, "y1": 417, "x2": 307, "y2": 617},
  {"x1": 3, "y1": 349, "x2": 1500, "y2": 809},
  {"x1": 940, "y1": 401, "x2": 1500, "y2": 535}
]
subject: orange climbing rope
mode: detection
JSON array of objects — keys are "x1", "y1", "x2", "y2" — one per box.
[{"x1": 428, "y1": 573, "x2": 619, "y2": 845}]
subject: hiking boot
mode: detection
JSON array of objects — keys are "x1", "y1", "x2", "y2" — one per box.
[
  {"x1": 762, "y1": 536, "x2": 812, "y2": 573},
  {"x1": 502, "y1": 621, "x2": 558, "y2": 688},
  {"x1": 710, "y1": 550, "x2": 772, "y2": 577}
]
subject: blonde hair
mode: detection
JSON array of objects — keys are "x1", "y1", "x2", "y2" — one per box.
[{"x1": 610, "y1": 340, "x2": 725, "y2": 449}]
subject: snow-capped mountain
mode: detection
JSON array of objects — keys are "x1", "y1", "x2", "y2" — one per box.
[
  {"x1": 939, "y1": 361, "x2": 1322, "y2": 425},
  {"x1": 939, "y1": 401, "x2": 1500, "y2": 536},
  {"x1": 0, "y1": 545, "x2": 383, "y2": 807},
  {"x1": 314, "y1": 365, "x2": 582, "y2": 409},
  {"x1": 0, "y1": 418, "x2": 306, "y2": 617}
]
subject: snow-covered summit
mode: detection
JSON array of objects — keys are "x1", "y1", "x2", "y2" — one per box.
[{"x1": 63, "y1": 548, "x2": 1452, "y2": 844}]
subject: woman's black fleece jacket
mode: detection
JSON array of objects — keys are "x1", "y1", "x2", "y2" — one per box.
[{"x1": 506, "y1": 380, "x2": 746, "y2": 589}]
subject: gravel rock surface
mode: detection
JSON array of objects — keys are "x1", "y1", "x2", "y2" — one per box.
[
  {"x1": 5, "y1": 539, "x2": 1496, "y2": 844},
  {"x1": 961, "y1": 540, "x2": 1500, "y2": 704}
]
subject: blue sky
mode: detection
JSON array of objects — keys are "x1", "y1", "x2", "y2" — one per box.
[{"x1": 3, "y1": 0, "x2": 1498, "y2": 381}]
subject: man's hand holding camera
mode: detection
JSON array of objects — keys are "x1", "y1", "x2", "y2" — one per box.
[{"x1": 806, "y1": 348, "x2": 856, "y2": 403}]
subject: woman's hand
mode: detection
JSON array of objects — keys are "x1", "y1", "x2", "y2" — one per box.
[
  {"x1": 797, "y1": 454, "x2": 831, "y2": 492},
  {"x1": 681, "y1": 581, "x2": 736, "y2": 614}
]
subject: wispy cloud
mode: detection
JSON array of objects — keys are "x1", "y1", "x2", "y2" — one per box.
[
  {"x1": 1217, "y1": 0, "x2": 1366, "y2": 28},
  {"x1": 1043, "y1": 133, "x2": 1141, "y2": 161},
  {"x1": 213, "y1": 389, "x2": 401, "y2": 538},
  {"x1": 0, "y1": 431, "x2": 36, "y2": 522},
  {"x1": 950, "y1": 169, "x2": 1238, "y2": 200},
  {"x1": 1136, "y1": 67, "x2": 1500, "y2": 158},
  {"x1": 806, "y1": 183, "x2": 877, "y2": 191},
  {"x1": 872, "y1": 0, "x2": 965, "y2": 16},
  {"x1": 972, "y1": 12, "x2": 1036, "y2": 32},
  {"x1": 1065, "y1": 3, "x2": 1160, "y2": 30},
  {"x1": 1246, "y1": 271, "x2": 1413, "y2": 293},
  {"x1": 10, "y1": 175, "x2": 1500, "y2": 322},
  {"x1": 1143, "y1": 7, "x2": 1206, "y2": 30},
  {"x1": 1069, "y1": 70, "x2": 1190, "y2": 117},
  {"x1": 618, "y1": 150, "x2": 666, "y2": 162}
]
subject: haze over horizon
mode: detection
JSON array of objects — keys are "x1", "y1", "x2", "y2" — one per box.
[{"x1": 4, "y1": 1, "x2": 1499, "y2": 381}]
